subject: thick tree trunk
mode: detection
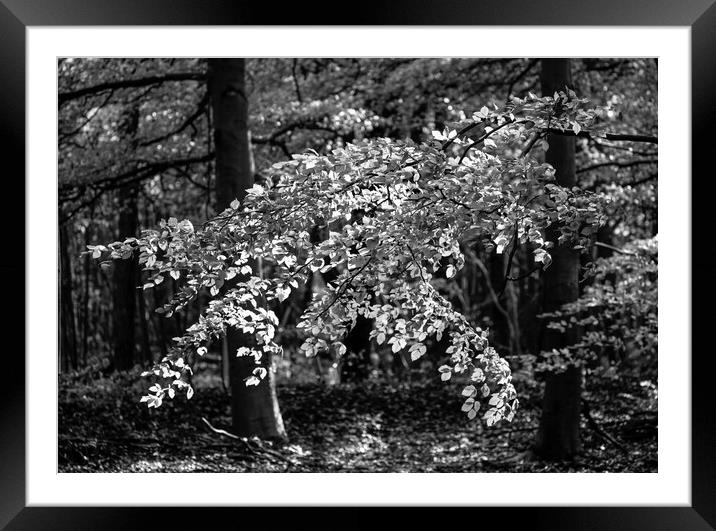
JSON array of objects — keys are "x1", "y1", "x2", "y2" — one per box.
[
  {"x1": 534, "y1": 58, "x2": 583, "y2": 460},
  {"x1": 112, "y1": 184, "x2": 138, "y2": 371},
  {"x1": 59, "y1": 223, "x2": 78, "y2": 372},
  {"x1": 209, "y1": 58, "x2": 286, "y2": 440}
]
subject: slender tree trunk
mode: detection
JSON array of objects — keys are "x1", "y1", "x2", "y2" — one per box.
[
  {"x1": 112, "y1": 184, "x2": 138, "y2": 371},
  {"x1": 209, "y1": 58, "x2": 286, "y2": 440},
  {"x1": 488, "y1": 247, "x2": 512, "y2": 352},
  {"x1": 81, "y1": 217, "x2": 92, "y2": 367},
  {"x1": 59, "y1": 223, "x2": 78, "y2": 372},
  {"x1": 111, "y1": 106, "x2": 141, "y2": 372},
  {"x1": 534, "y1": 58, "x2": 583, "y2": 460}
]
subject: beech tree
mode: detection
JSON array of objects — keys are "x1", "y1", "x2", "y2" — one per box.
[
  {"x1": 90, "y1": 90, "x2": 629, "y2": 427},
  {"x1": 208, "y1": 58, "x2": 286, "y2": 439}
]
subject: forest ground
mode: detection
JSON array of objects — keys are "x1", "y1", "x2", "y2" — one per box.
[{"x1": 59, "y1": 366, "x2": 657, "y2": 473}]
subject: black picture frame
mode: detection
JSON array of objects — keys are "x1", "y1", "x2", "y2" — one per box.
[{"x1": 3, "y1": 1, "x2": 713, "y2": 529}]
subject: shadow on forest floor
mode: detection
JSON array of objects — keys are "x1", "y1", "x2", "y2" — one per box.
[{"x1": 58, "y1": 370, "x2": 657, "y2": 473}]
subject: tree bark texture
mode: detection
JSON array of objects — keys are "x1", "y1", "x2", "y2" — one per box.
[
  {"x1": 209, "y1": 58, "x2": 286, "y2": 440},
  {"x1": 59, "y1": 223, "x2": 78, "y2": 372},
  {"x1": 534, "y1": 58, "x2": 583, "y2": 460},
  {"x1": 111, "y1": 183, "x2": 138, "y2": 371},
  {"x1": 111, "y1": 106, "x2": 141, "y2": 372}
]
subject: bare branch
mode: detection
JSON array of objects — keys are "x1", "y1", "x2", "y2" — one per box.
[
  {"x1": 59, "y1": 72, "x2": 205, "y2": 105},
  {"x1": 577, "y1": 158, "x2": 657, "y2": 174},
  {"x1": 139, "y1": 92, "x2": 210, "y2": 147},
  {"x1": 545, "y1": 127, "x2": 657, "y2": 145}
]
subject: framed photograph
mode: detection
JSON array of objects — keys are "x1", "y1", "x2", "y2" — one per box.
[{"x1": 4, "y1": 0, "x2": 714, "y2": 528}]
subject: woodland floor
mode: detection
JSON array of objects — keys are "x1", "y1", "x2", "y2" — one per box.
[{"x1": 58, "y1": 367, "x2": 657, "y2": 473}]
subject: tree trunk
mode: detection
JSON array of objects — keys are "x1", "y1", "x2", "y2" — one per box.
[
  {"x1": 209, "y1": 58, "x2": 286, "y2": 440},
  {"x1": 81, "y1": 217, "x2": 92, "y2": 368},
  {"x1": 111, "y1": 106, "x2": 141, "y2": 372},
  {"x1": 534, "y1": 58, "x2": 582, "y2": 460},
  {"x1": 111, "y1": 184, "x2": 138, "y2": 371},
  {"x1": 59, "y1": 223, "x2": 78, "y2": 372}
]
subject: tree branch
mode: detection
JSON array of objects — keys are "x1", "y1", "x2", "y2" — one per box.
[
  {"x1": 498, "y1": 224, "x2": 521, "y2": 296},
  {"x1": 59, "y1": 152, "x2": 215, "y2": 223},
  {"x1": 545, "y1": 127, "x2": 657, "y2": 144},
  {"x1": 458, "y1": 119, "x2": 522, "y2": 163},
  {"x1": 59, "y1": 89, "x2": 115, "y2": 142},
  {"x1": 576, "y1": 158, "x2": 658, "y2": 174},
  {"x1": 58, "y1": 72, "x2": 206, "y2": 105},
  {"x1": 291, "y1": 59, "x2": 303, "y2": 103},
  {"x1": 629, "y1": 173, "x2": 658, "y2": 187},
  {"x1": 139, "y1": 92, "x2": 209, "y2": 147},
  {"x1": 593, "y1": 241, "x2": 639, "y2": 256},
  {"x1": 316, "y1": 254, "x2": 374, "y2": 320},
  {"x1": 252, "y1": 121, "x2": 337, "y2": 145},
  {"x1": 582, "y1": 398, "x2": 629, "y2": 454},
  {"x1": 507, "y1": 264, "x2": 542, "y2": 282},
  {"x1": 506, "y1": 59, "x2": 539, "y2": 99}
]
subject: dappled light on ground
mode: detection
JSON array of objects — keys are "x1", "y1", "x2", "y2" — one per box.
[{"x1": 59, "y1": 372, "x2": 656, "y2": 473}]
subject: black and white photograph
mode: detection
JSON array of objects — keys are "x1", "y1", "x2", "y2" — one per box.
[{"x1": 57, "y1": 57, "x2": 659, "y2": 474}]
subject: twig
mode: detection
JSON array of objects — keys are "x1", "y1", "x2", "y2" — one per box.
[
  {"x1": 497, "y1": 224, "x2": 520, "y2": 297},
  {"x1": 471, "y1": 252, "x2": 520, "y2": 350},
  {"x1": 458, "y1": 119, "x2": 521, "y2": 164},
  {"x1": 507, "y1": 265, "x2": 542, "y2": 282},
  {"x1": 581, "y1": 398, "x2": 629, "y2": 454},
  {"x1": 576, "y1": 158, "x2": 658, "y2": 174},
  {"x1": 201, "y1": 417, "x2": 294, "y2": 466},
  {"x1": 520, "y1": 131, "x2": 544, "y2": 158},
  {"x1": 316, "y1": 254, "x2": 374, "y2": 320},
  {"x1": 291, "y1": 59, "x2": 303, "y2": 103},
  {"x1": 506, "y1": 59, "x2": 539, "y2": 99},
  {"x1": 629, "y1": 173, "x2": 657, "y2": 187},
  {"x1": 59, "y1": 71, "x2": 206, "y2": 105},
  {"x1": 594, "y1": 241, "x2": 638, "y2": 256},
  {"x1": 406, "y1": 244, "x2": 429, "y2": 285},
  {"x1": 139, "y1": 91, "x2": 210, "y2": 147},
  {"x1": 201, "y1": 416, "x2": 241, "y2": 439}
]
